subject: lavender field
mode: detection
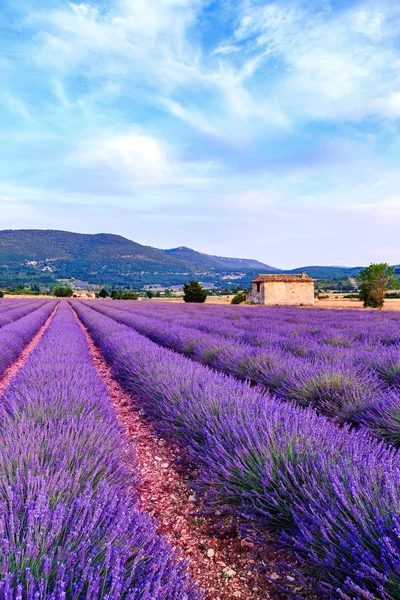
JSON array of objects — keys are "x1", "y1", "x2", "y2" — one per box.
[{"x1": 1, "y1": 298, "x2": 400, "y2": 599}]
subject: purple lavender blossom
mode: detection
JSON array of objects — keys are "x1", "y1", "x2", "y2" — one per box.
[
  {"x1": 0, "y1": 302, "x2": 201, "y2": 599},
  {"x1": 73, "y1": 300, "x2": 400, "y2": 599},
  {"x1": 85, "y1": 301, "x2": 399, "y2": 443},
  {"x1": 0, "y1": 301, "x2": 56, "y2": 379},
  {"x1": 0, "y1": 300, "x2": 51, "y2": 328}
]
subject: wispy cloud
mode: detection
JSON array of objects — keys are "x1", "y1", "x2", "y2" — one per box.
[{"x1": 1, "y1": 0, "x2": 400, "y2": 267}]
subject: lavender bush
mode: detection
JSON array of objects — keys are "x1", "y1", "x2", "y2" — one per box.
[
  {"x1": 0, "y1": 301, "x2": 56, "y2": 379},
  {"x1": 73, "y1": 301, "x2": 400, "y2": 600},
  {"x1": 0, "y1": 302, "x2": 201, "y2": 599},
  {"x1": 0, "y1": 299, "x2": 36, "y2": 314},
  {"x1": 0, "y1": 299, "x2": 49, "y2": 328}
]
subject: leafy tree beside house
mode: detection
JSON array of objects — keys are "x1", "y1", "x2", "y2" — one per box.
[
  {"x1": 359, "y1": 263, "x2": 395, "y2": 308},
  {"x1": 98, "y1": 288, "x2": 109, "y2": 298},
  {"x1": 183, "y1": 280, "x2": 207, "y2": 303},
  {"x1": 231, "y1": 291, "x2": 246, "y2": 305}
]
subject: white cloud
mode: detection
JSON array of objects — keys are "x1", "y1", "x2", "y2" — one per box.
[
  {"x1": 83, "y1": 133, "x2": 173, "y2": 185},
  {"x1": 0, "y1": 194, "x2": 19, "y2": 204},
  {"x1": 350, "y1": 9, "x2": 385, "y2": 38},
  {"x1": 231, "y1": 1, "x2": 400, "y2": 123},
  {"x1": 369, "y1": 93, "x2": 400, "y2": 119},
  {"x1": 1, "y1": 94, "x2": 33, "y2": 121},
  {"x1": 211, "y1": 44, "x2": 240, "y2": 56},
  {"x1": 73, "y1": 130, "x2": 222, "y2": 191},
  {"x1": 18, "y1": 0, "x2": 400, "y2": 143}
]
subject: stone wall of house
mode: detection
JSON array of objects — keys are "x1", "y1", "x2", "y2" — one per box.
[
  {"x1": 250, "y1": 283, "x2": 265, "y2": 304},
  {"x1": 251, "y1": 281, "x2": 314, "y2": 305}
]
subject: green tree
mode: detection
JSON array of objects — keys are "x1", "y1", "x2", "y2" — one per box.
[
  {"x1": 183, "y1": 280, "x2": 207, "y2": 303},
  {"x1": 0, "y1": 291, "x2": 4, "y2": 298},
  {"x1": 231, "y1": 291, "x2": 246, "y2": 305},
  {"x1": 145, "y1": 290, "x2": 154, "y2": 299},
  {"x1": 358, "y1": 263, "x2": 395, "y2": 308},
  {"x1": 30, "y1": 283, "x2": 40, "y2": 293},
  {"x1": 111, "y1": 290, "x2": 138, "y2": 300},
  {"x1": 164, "y1": 289, "x2": 173, "y2": 298},
  {"x1": 119, "y1": 291, "x2": 138, "y2": 300},
  {"x1": 98, "y1": 288, "x2": 109, "y2": 298},
  {"x1": 52, "y1": 285, "x2": 73, "y2": 298}
]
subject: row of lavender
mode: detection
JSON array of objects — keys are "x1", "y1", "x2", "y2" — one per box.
[
  {"x1": 0, "y1": 299, "x2": 50, "y2": 328},
  {"x1": 90, "y1": 301, "x2": 400, "y2": 446},
  {"x1": 0, "y1": 299, "x2": 36, "y2": 314},
  {"x1": 73, "y1": 301, "x2": 400, "y2": 600},
  {"x1": 111, "y1": 300, "x2": 400, "y2": 348},
  {"x1": 0, "y1": 302, "x2": 200, "y2": 599},
  {"x1": 102, "y1": 300, "x2": 400, "y2": 365},
  {"x1": 0, "y1": 301, "x2": 57, "y2": 379}
]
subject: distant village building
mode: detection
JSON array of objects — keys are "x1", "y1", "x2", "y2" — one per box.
[
  {"x1": 72, "y1": 291, "x2": 95, "y2": 299},
  {"x1": 251, "y1": 272, "x2": 315, "y2": 306}
]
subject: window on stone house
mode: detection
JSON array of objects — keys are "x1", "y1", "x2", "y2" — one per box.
[{"x1": 256, "y1": 282, "x2": 261, "y2": 293}]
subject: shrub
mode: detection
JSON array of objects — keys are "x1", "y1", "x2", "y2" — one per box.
[
  {"x1": 183, "y1": 281, "x2": 207, "y2": 303},
  {"x1": 231, "y1": 292, "x2": 246, "y2": 305},
  {"x1": 52, "y1": 286, "x2": 73, "y2": 298},
  {"x1": 112, "y1": 291, "x2": 139, "y2": 300},
  {"x1": 0, "y1": 291, "x2": 4, "y2": 298},
  {"x1": 279, "y1": 361, "x2": 382, "y2": 422}
]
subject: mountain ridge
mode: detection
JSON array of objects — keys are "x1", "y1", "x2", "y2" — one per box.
[
  {"x1": 0, "y1": 229, "x2": 397, "y2": 288},
  {"x1": 163, "y1": 246, "x2": 277, "y2": 271}
]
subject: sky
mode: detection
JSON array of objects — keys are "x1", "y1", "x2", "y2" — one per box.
[{"x1": 1, "y1": 0, "x2": 400, "y2": 268}]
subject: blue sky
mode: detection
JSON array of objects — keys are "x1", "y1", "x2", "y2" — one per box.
[{"x1": 1, "y1": 0, "x2": 399, "y2": 268}]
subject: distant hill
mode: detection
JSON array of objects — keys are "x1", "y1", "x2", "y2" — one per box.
[
  {"x1": 0, "y1": 230, "x2": 190, "y2": 287},
  {"x1": 285, "y1": 265, "x2": 365, "y2": 279},
  {"x1": 163, "y1": 246, "x2": 277, "y2": 271},
  {"x1": 0, "y1": 229, "x2": 277, "y2": 288},
  {"x1": 0, "y1": 230, "x2": 184, "y2": 267},
  {"x1": 0, "y1": 229, "x2": 397, "y2": 288}
]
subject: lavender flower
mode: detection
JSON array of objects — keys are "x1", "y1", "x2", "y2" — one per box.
[
  {"x1": 74, "y1": 301, "x2": 400, "y2": 599},
  {"x1": 0, "y1": 302, "x2": 201, "y2": 599}
]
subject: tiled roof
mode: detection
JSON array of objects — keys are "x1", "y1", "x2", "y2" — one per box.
[{"x1": 252, "y1": 272, "x2": 314, "y2": 283}]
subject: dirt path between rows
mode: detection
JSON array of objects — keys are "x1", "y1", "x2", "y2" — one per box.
[
  {"x1": 72, "y1": 305, "x2": 277, "y2": 600},
  {"x1": 0, "y1": 303, "x2": 59, "y2": 396}
]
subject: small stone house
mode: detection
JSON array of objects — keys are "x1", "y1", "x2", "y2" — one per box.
[{"x1": 251, "y1": 272, "x2": 315, "y2": 306}]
